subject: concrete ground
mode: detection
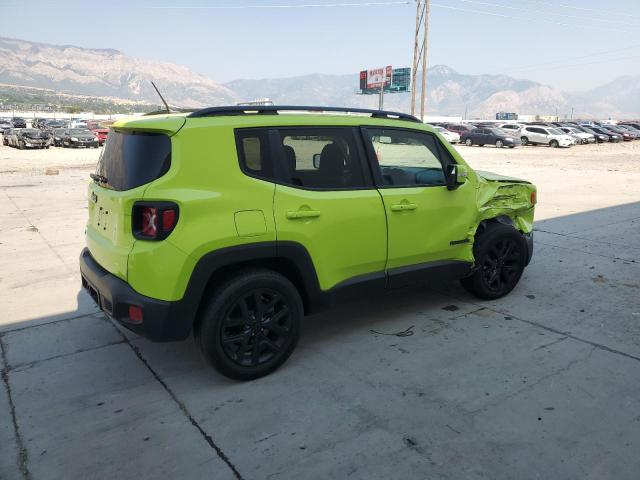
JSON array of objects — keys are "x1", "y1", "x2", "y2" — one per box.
[{"x1": 1, "y1": 141, "x2": 639, "y2": 479}]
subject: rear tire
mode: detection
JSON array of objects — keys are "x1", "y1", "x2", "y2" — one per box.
[
  {"x1": 495, "y1": 139, "x2": 504, "y2": 148},
  {"x1": 195, "y1": 269, "x2": 302, "y2": 381},
  {"x1": 465, "y1": 138, "x2": 473, "y2": 146},
  {"x1": 461, "y1": 223, "x2": 527, "y2": 300},
  {"x1": 520, "y1": 136, "x2": 529, "y2": 146}
]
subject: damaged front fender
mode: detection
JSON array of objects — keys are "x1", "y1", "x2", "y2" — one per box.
[{"x1": 474, "y1": 171, "x2": 536, "y2": 235}]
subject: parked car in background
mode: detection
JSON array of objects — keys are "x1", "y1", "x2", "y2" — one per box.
[
  {"x1": 461, "y1": 127, "x2": 518, "y2": 148},
  {"x1": 620, "y1": 122, "x2": 640, "y2": 131},
  {"x1": 42, "y1": 119, "x2": 68, "y2": 130},
  {"x1": 578, "y1": 126, "x2": 609, "y2": 143},
  {"x1": 443, "y1": 123, "x2": 476, "y2": 135},
  {"x1": 91, "y1": 128, "x2": 109, "y2": 146},
  {"x1": 61, "y1": 128, "x2": 99, "y2": 148},
  {"x1": 558, "y1": 127, "x2": 595, "y2": 144},
  {"x1": 0, "y1": 119, "x2": 12, "y2": 133},
  {"x1": 519, "y1": 126, "x2": 573, "y2": 147},
  {"x1": 70, "y1": 120, "x2": 88, "y2": 129},
  {"x1": 2, "y1": 128, "x2": 18, "y2": 146},
  {"x1": 434, "y1": 126, "x2": 460, "y2": 144},
  {"x1": 607, "y1": 125, "x2": 639, "y2": 140},
  {"x1": 586, "y1": 126, "x2": 622, "y2": 142},
  {"x1": 14, "y1": 129, "x2": 51, "y2": 149},
  {"x1": 12, "y1": 117, "x2": 27, "y2": 128},
  {"x1": 51, "y1": 128, "x2": 68, "y2": 147},
  {"x1": 498, "y1": 123, "x2": 525, "y2": 135}
]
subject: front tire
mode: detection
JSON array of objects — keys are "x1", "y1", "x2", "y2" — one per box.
[
  {"x1": 521, "y1": 136, "x2": 528, "y2": 146},
  {"x1": 461, "y1": 223, "x2": 527, "y2": 300},
  {"x1": 549, "y1": 140, "x2": 559, "y2": 148},
  {"x1": 195, "y1": 269, "x2": 302, "y2": 381},
  {"x1": 465, "y1": 138, "x2": 473, "y2": 146},
  {"x1": 495, "y1": 139, "x2": 504, "y2": 148}
]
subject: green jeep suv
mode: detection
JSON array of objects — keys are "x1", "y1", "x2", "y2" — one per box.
[{"x1": 80, "y1": 106, "x2": 536, "y2": 380}]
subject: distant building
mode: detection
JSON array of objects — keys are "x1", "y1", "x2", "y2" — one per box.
[{"x1": 237, "y1": 98, "x2": 274, "y2": 106}]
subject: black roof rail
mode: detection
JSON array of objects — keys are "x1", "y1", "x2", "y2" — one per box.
[{"x1": 187, "y1": 105, "x2": 422, "y2": 123}]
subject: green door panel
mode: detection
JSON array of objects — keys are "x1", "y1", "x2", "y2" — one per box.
[
  {"x1": 380, "y1": 180, "x2": 477, "y2": 269},
  {"x1": 273, "y1": 185, "x2": 387, "y2": 291}
]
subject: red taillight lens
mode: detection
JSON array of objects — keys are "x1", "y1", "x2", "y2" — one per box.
[
  {"x1": 133, "y1": 202, "x2": 179, "y2": 240},
  {"x1": 141, "y1": 207, "x2": 158, "y2": 237},
  {"x1": 162, "y1": 209, "x2": 176, "y2": 231},
  {"x1": 530, "y1": 191, "x2": 537, "y2": 205},
  {"x1": 128, "y1": 305, "x2": 143, "y2": 324}
]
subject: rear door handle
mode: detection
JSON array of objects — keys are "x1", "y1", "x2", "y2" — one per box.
[
  {"x1": 286, "y1": 210, "x2": 321, "y2": 219},
  {"x1": 390, "y1": 203, "x2": 417, "y2": 212}
]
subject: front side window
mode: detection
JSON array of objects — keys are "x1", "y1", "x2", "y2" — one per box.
[
  {"x1": 365, "y1": 128, "x2": 448, "y2": 187},
  {"x1": 276, "y1": 128, "x2": 369, "y2": 190}
]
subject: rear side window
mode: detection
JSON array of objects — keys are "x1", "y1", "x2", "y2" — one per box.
[
  {"x1": 96, "y1": 131, "x2": 171, "y2": 191},
  {"x1": 236, "y1": 128, "x2": 274, "y2": 181}
]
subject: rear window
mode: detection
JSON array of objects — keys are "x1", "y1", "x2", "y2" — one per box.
[{"x1": 95, "y1": 131, "x2": 171, "y2": 191}]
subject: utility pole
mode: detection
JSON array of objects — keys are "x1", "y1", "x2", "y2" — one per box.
[
  {"x1": 378, "y1": 82, "x2": 384, "y2": 110},
  {"x1": 410, "y1": 0, "x2": 430, "y2": 121}
]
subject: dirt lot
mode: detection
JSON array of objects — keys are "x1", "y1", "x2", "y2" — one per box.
[{"x1": 1, "y1": 141, "x2": 639, "y2": 479}]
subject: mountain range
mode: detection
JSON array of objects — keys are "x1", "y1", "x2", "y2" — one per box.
[{"x1": 1, "y1": 36, "x2": 638, "y2": 118}]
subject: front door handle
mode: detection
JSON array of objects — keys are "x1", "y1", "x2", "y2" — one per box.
[
  {"x1": 286, "y1": 210, "x2": 321, "y2": 219},
  {"x1": 390, "y1": 203, "x2": 417, "y2": 212}
]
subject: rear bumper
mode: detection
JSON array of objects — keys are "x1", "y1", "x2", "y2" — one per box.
[
  {"x1": 524, "y1": 231, "x2": 534, "y2": 266},
  {"x1": 79, "y1": 248, "x2": 192, "y2": 341}
]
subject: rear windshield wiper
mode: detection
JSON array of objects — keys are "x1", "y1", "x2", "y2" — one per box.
[{"x1": 90, "y1": 173, "x2": 108, "y2": 184}]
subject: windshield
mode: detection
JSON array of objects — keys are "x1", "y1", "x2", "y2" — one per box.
[
  {"x1": 549, "y1": 128, "x2": 564, "y2": 135},
  {"x1": 69, "y1": 129, "x2": 92, "y2": 135},
  {"x1": 435, "y1": 127, "x2": 445, "y2": 132},
  {"x1": 488, "y1": 128, "x2": 504, "y2": 135}
]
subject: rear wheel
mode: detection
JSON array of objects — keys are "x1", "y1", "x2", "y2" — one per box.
[
  {"x1": 465, "y1": 138, "x2": 473, "y2": 146},
  {"x1": 495, "y1": 139, "x2": 504, "y2": 148},
  {"x1": 520, "y1": 136, "x2": 529, "y2": 146},
  {"x1": 195, "y1": 269, "x2": 302, "y2": 381},
  {"x1": 461, "y1": 223, "x2": 527, "y2": 300},
  {"x1": 549, "y1": 140, "x2": 559, "y2": 148}
]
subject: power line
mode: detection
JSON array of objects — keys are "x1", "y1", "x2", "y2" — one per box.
[
  {"x1": 430, "y1": 3, "x2": 634, "y2": 34},
  {"x1": 498, "y1": 44, "x2": 640, "y2": 73},
  {"x1": 515, "y1": 0, "x2": 640, "y2": 20},
  {"x1": 145, "y1": 1, "x2": 411, "y2": 9},
  {"x1": 453, "y1": 0, "x2": 639, "y2": 28}
]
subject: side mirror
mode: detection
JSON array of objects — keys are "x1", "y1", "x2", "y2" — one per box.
[
  {"x1": 312, "y1": 153, "x2": 321, "y2": 169},
  {"x1": 446, "y1": 164, "x2": 468, "y2": 190}
]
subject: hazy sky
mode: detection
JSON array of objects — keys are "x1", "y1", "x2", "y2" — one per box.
[{"x1": 1, "y1": 0, "x2": 639, "y2": 91}]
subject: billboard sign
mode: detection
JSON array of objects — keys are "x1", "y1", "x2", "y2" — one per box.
[
  {"x1": 496, "y1": 112, "x2": 518, "y2": 120},
  {"x1": 359, "y1": 67, "x2": 410, "y2": 94},
  {"x1": 366, "y1": 66, "x2": 392, "y2": 89}
]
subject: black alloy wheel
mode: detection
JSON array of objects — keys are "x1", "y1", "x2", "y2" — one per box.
[
  {"x1": 479, "y1": 238, "x2": 522, "y2": 294},
  {"x1": 461, "y1": 223, "x2": 527, "y2": 300},
  {"x1": 196, "y1": 269, "x2": 302, "y2": 380},
  {"x1": 220, "y1": 288, "x2": 292, "y2": 368}
]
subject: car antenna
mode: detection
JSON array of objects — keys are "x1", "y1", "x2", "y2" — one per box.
[{"x1": 151, "y1": 81, "x2": 171, "y2": 114}]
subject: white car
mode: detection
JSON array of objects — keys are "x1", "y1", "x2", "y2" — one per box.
[
  {"x1": 519, "y1": 126, "x2": 573, "y2": 148},
  {"x1": 558, "y1": 127, "x2": 596, "y2": 144},
  {"x1": 434, "y1": 126, "x2": 460, "y2": 144},
  {"x1": 498, "y1": 123, "x2": 525, "y2": 133}
]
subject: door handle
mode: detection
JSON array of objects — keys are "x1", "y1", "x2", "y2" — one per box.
[
  {"x1": 286, "y1": 210, "x2": 321, "y2": 219},
  {"x1": 390, "y1": 203, "x2": 417, "y2": 212}
]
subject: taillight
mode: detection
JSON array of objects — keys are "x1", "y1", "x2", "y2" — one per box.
[
  {"x1": 132, "y1": 202, "x2": 179, "y2": 240},
  {"x1": 530, "y1": 191, "x2": 537, "y2": 205}
]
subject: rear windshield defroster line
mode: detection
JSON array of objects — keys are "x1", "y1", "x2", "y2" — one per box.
[{"x1": 95, "y1": 131, "x2": 171, "y2": 191}]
